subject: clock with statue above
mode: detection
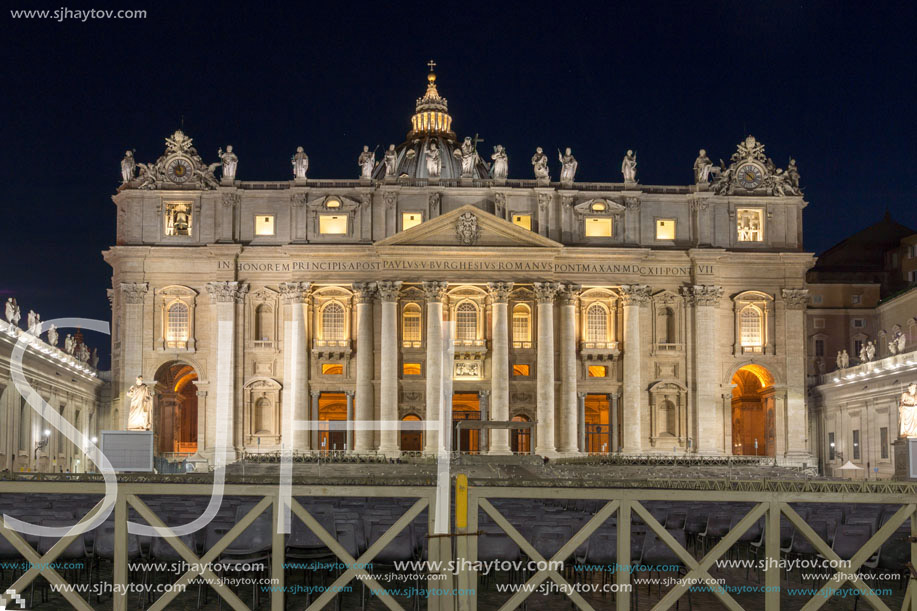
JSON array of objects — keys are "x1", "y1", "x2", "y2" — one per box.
[
  {"x1": 166, "y1": 156, "x2": 193, "y2": 183},
  {"x1": 736, "y1": 162, "x2": 764, "y2": 190}
]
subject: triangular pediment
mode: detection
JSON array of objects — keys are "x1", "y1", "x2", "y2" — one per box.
[{"x1": 375, "y1": 204, "x2": 562, "y2": 248}]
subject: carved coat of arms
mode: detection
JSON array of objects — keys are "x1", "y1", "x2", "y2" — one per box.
[{"x1": 456, "y1": 211, "x2": 480, "y2": 245}]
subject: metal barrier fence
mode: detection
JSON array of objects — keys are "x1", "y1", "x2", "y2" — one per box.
[{"x1": 1, "y1": 478, "x2": 916, "y2": 610}]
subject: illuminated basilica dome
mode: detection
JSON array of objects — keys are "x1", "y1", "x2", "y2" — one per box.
[{"x1": 373, "y1": 65, "x2": 491, "y2": 180}]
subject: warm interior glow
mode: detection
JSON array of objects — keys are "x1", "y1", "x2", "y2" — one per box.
[
  {"x1": 403, "y1": 363, "x2": 422, "y2": 376},
  {"x1": 588, "y1": 365, "x2": 607, "y2": 378},
  {"x1": 512, "y1": 364, "x2": 530, "y2": 376},
  {"x1": 402, "y1": 212, "x2": 423, "y2": 231},
  {"x1": 592, "y1": 201, "x2": 606, "y2": 211},
  {"x1": 322, "y1": 363, "x2": 343, "y2": 375},
  {"x1": 319, "y1": 214, "x2": 348, "y2": 234},
  {"x1": 585, "y1": 217, "x2": 612, "y2": 237},
  {"x1": 655, "y1": 219, "x2": 676, "y2": 240},
  {"x1": 512, "y1": 214, "x2": 532, "y2": 230},
  {"x1": 255, "y1": 215, "x2": 275, "y2": 236},
  {"x1": 325, "y1": 198, "x2": 342, "y2": 209}
]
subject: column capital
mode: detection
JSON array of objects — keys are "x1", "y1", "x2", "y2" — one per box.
[
  {"x1": 422, "y1": 281, "x2": 448, "y2": 302},
  {"x1": 345, "y1": 390, "x2": 356, "y2": 398},
  {"x1": 206, "y1": 281, "x2": 249, "y2": 304},
  {"x1": 351, "y1": 282, "x2": 377, "y2": 304},
  {"x1": 577, "y1": 392, "x2": 587, "y2": 399},
  {"x1": 781, "y1": 288, "x2": 809, "y2": 310},
  {"x1": 619, "y1": 284, "x2": 651, "y2": 306},
  {"x1": 377, "y1": 281, "x2": 403, "y2": 302},
  {"x1": 486, "y1": 282, "x2": 514, "y2": 303},
  {"x1": 558, "y1": 283, "x2": 582, "y2": 306},
  {"x1": 478, "y1": 389, "x2": 491, "y2": 398},
  {"x1": 311, "y1": 390, "x2": 321, "y2": 399},
  {"x1": 533, "y1": 282, "x2": 561, "y2": 303},
  {"x1": 120, "y1": 282, "x2": 149, "y2": 304},
  {"x1": 680, "y1": 284, "x2": 723, "y2": 307},
  {"x1": 279, "y1": 281, "x2": 311, "y2": 304}
]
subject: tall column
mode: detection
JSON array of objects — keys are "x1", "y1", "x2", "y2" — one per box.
[
  {"x1": 345, "y1": 391, "x2": 355, "y2": 451},
  {"x1": 310, "y1": 391, "x2": 320, "y2": 451},
  {"x1": 682, "y1": 285, "x2": 724, "y2": 454},
  {"x1": 486, "y1": 282, "x2": 513, "y2": 455},
  {"x1": 611, "y1": 392, "x2": 619, "y2": 452},
  {"x1": 352, "y1": 282, "x2": 376, "y2": 453},
  {"x1": 119, "y1": 283, "x2": 148, "y2": 431},
  {"x1": 534, "y1": 282, "x2": 560, "y2": 456},
  {"x1": 206, "y1": 281, "x2": 248, "y2": 465},
  {"x1": 280, "y1": 282, "x2": 311, "y2": 452},
  {"x1": 377, "y1": 281, "x2": 402, "y2": 456},
  {"x1": 783, "y1": 289, "x2": 810, "y2": 462},
  {"x1": 478, "y1": 390, "x2": 490, "y2": 453},
  {"x1": 558, "y1": 284, "x2": 581, "y2": 454},
  {"x1": 620, "y1": 285, "x2": 650, "y2": 453},
  {"x1": 577, "y1": 392, "x2": 586, "y2": 452},
  {"x1": 423, "y1": 282, "x2": 448, "y2": 454}
]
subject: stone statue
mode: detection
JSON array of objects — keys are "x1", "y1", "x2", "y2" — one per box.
[
  {"x1": 897, "y1": 331, "x2": 907, "y2": 353},
  {"x1": 454, "y1": 137, "x2": 478, "y2": 178},
  {"x1": 558, "y1": 147, "x2": 578, "y2": 182},
  {"x1": 786, "y1": 158, "x2": 800, "y2": 190},
  {"x1": 5, "y1": 298, "x2": 20, "y2": 326},
  {"x1": 841, "y1": 349, "x2": 849, "y2": 368},
  {"x1": 531, "y1": 147, "x2": 549, "y2": 180},
  {"x1": 218, "y1": 145, "x2": 238, "y2": 180},
  {"x1": 425, "y1": 142, "x2": 441, "y2": 177},
  {"x1": 358, "y1": 145, "x2": 375, "y2": 179},
  {"x1": 76, "y1": 342, "x2": 90, "y2": 363},
  {"x1": 120, "y1": 150, "x2": 135, "y2": 183},
  {"x1": 836, "y1": 351, "x2": 844, "y2": 370},
  {"x1": 47, "y1": 324, "x2": 58, "y2": 347},
  {"x1": 889, "y1": 336, "x2": 900, "y2": 355},
  {"x1": 383, "y1": 144, "x2": 397, "y2": 176},
  {"x1": 291, "y1": 146, "x2": 309, "y2": 179},
  {"x1": 859, "y1": 343, "x2": 868, "y2": 363},
  {"x1": 90, "y1": 348, "x2": 99, "y2": 369},
  {"x1": 694, "y1": 149, "x2": 713, "y2": 183},
  {"x1": 899, "y1": 383, "x2": 917, "y2": 438},
  {"x1": 126, "y1": 375, "x2": 153, "y2": 431},
  {"x1": 27, "y1": 310, "x2": 40, "y2": 334},
  {"x1": 64, "y1": 334, "x2": 74, "y2": 354},
  {"x1": 622, "y1": 150, "x2": 637, "y2": 183},
  {"x1": 866, "y1": 340, "x2": 876, "y2": 362},
  {"x1": 491, "y1": 145, "x2": 508, "y2": 179}
]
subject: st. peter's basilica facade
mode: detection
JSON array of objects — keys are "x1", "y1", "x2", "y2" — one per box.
[{"x1": 107, "y1": 68, "x2": 815, "y2": 466}]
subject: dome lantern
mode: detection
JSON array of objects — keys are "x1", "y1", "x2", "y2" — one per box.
[{"x1": 408, "y1": 60, "x2": 455, "y2": 139}]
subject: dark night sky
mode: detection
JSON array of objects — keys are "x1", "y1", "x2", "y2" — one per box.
[{"x1": 1, "y1": 2, "x2": 915, "y2": 366}]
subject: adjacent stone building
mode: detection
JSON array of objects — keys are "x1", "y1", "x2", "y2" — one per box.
[{"x1": 105, "y1": 69, "x2": 815, "y2": 465}]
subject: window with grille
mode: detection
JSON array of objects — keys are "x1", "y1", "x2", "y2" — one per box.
[
  {"x1": 586, "y1": 303, "x2": 607, "y2": 343},
  {"x1": 828, "y1": 432, "x2": 836, "y2": 461},
  {"x1": 815, "y1": 339, "x2": 825, "y2": 357},
  {"x1": 456, "y1": 302, "x2": 478, "y2": 341},
  {"x1": 512, "y1": 304, "x2": 531, "y2": 343},
  {"x1": 166, "y1": 302, "x2": 189, "y2": 348},
  {"x1": 740, "y1": 305, "x2": 763, "y2": 348},
  {"x1": 322, "y1": 302, "x2": 345, "y2": 341},
  {"x1": 402, "y1": 303, "x2": 422, "y2": 343},
  {"x1": 881, "y1": 427, "x2": 889, "y2": 459},
  {"x1": 852, "y1": 430, "x2": 860, "y2": 460}
]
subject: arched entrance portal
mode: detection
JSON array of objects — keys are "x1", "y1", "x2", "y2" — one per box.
[
  {"x1": 585, "y1": 394, "x2": 611, "y2": 454},
  {"x1": 318, "y1": 392, "x2": 347, "y2": 452},
  {"x1": 153, "y1": 361, "x2": 198, "y2": 455},
  {"x1": 401, "y1": 414, "x2": 423, "y2": 452},
  {"x1": 510, "y1": 414, "x2": 531, "y2": 454},
  {"x1": 730, "y1": 365, "x2": 776, "y2": 457},
  {"x1": 452, "y1": 393, "x2": 480, "y2": 453}
]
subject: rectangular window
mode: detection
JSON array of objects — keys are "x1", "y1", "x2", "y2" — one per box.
[
  {"x1": 512, "y1": 214, "x2": 532, "y2": 230},
  {"x1": 585, "y1": 217, "x2": 612, "y2": 237},
  {"x1": 852, "y1": 430, "x2": 860, "y2": 460},
  {"x1": 813, "y1": 318, "x2": 825, "y2": 329},
  {"x1": 736, "y1": 208, "x2": 764, "y2": 242},
  {"x1": 588, "y1": 365, "x2": 607, "y2": 378},
  {"x1": 164, "y1": 202, "x2": 192, "y2": 236},
  {"x1": 815, "y1": 339, "x2": 825, "y2": 357},
  {"x1": 255, "y1": 215, "x2": 275, "y2": 236},
  {"x1": 319, "y1": 214, "x2": 348, "y2": 235},
  {"x1": 881, "y1": 427, "x2": 889, "y2": 459},
  {"x1": 321, "y1": 363, "x2": 343, "y2": 375},
  {"x1": 828, "y1": 432, "x2": 836, "y2": 461},
  {"x1": 851, "y1": 294, "x2": 862, "y2": 305},
  {"x1": 402, "y1": 212, "x2": 423, "y2": 231},
  {"x1": 910, "y1": 270, "x2": 917, "y2": 283},
  {"x1": 655, "y1": 219, "x2": 676, "y2": 240},
  {"x1": 512, "y1": 364, "x2": 530, "y2": 377},
  {"x1": 403, "y1": 363, "x2": 422, "y2": 376},
  {"x1": 852, "y1": 319, "x2": 865, "y2": 328},
  {"x1": 853, "y1": 339, "x2": 863, "y2": 358},
  {"x1": 812, "y1": 295, "x2": 823, "y2": 305}
]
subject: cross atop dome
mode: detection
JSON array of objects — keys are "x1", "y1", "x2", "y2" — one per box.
[{"x1": 409, "y1": 60, "x2": 454, "y2": 139}]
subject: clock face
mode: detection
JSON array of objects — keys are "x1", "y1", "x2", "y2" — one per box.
[
  {"x1": 737, "y1": 163, "x2": 764, "y2": 190},
  {"x1": 166, "y1": 157, "x2": 193, "y2": 183}
]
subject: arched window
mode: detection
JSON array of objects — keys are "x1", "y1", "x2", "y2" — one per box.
[
  {"x1": 402, "y1": 303, "x2": 422, "y2": 343},
  {"x1": 19, "y1": 397, "x2": 29, "y2": 451},
  {"x1": 166, "y1": 302, "x2": 189, "y2": 348},
  {"x1": 740, "y1": 305, "x2": 764, "y2": 348},
  {"x1": 657, "y1": 307, "x2": 676, "y2": 344},
  {"x1": 512, "y1": 304, "x2": 531, "y2": 343},
  {"x1": 401, "y1": 414, "x2": 423, "y2": 451},
  {"x1": 322, "y1": 302, "x2": 345, "y2": 341},
  {"x1": 255, "y1": 398, "x2": 272, "y2": 434},
  {"x1": 456, "y1": 302, "x2": 478, "y2": 341},
  {"x1": 659, "y1": 400, "x2": 676, "y2": 435},
  {"x1": 586, "y1": 303, "x2": 608, "y2": 343},
  {"x1": 255, "y1": 304, "x2": 274, "y2": 342}
]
